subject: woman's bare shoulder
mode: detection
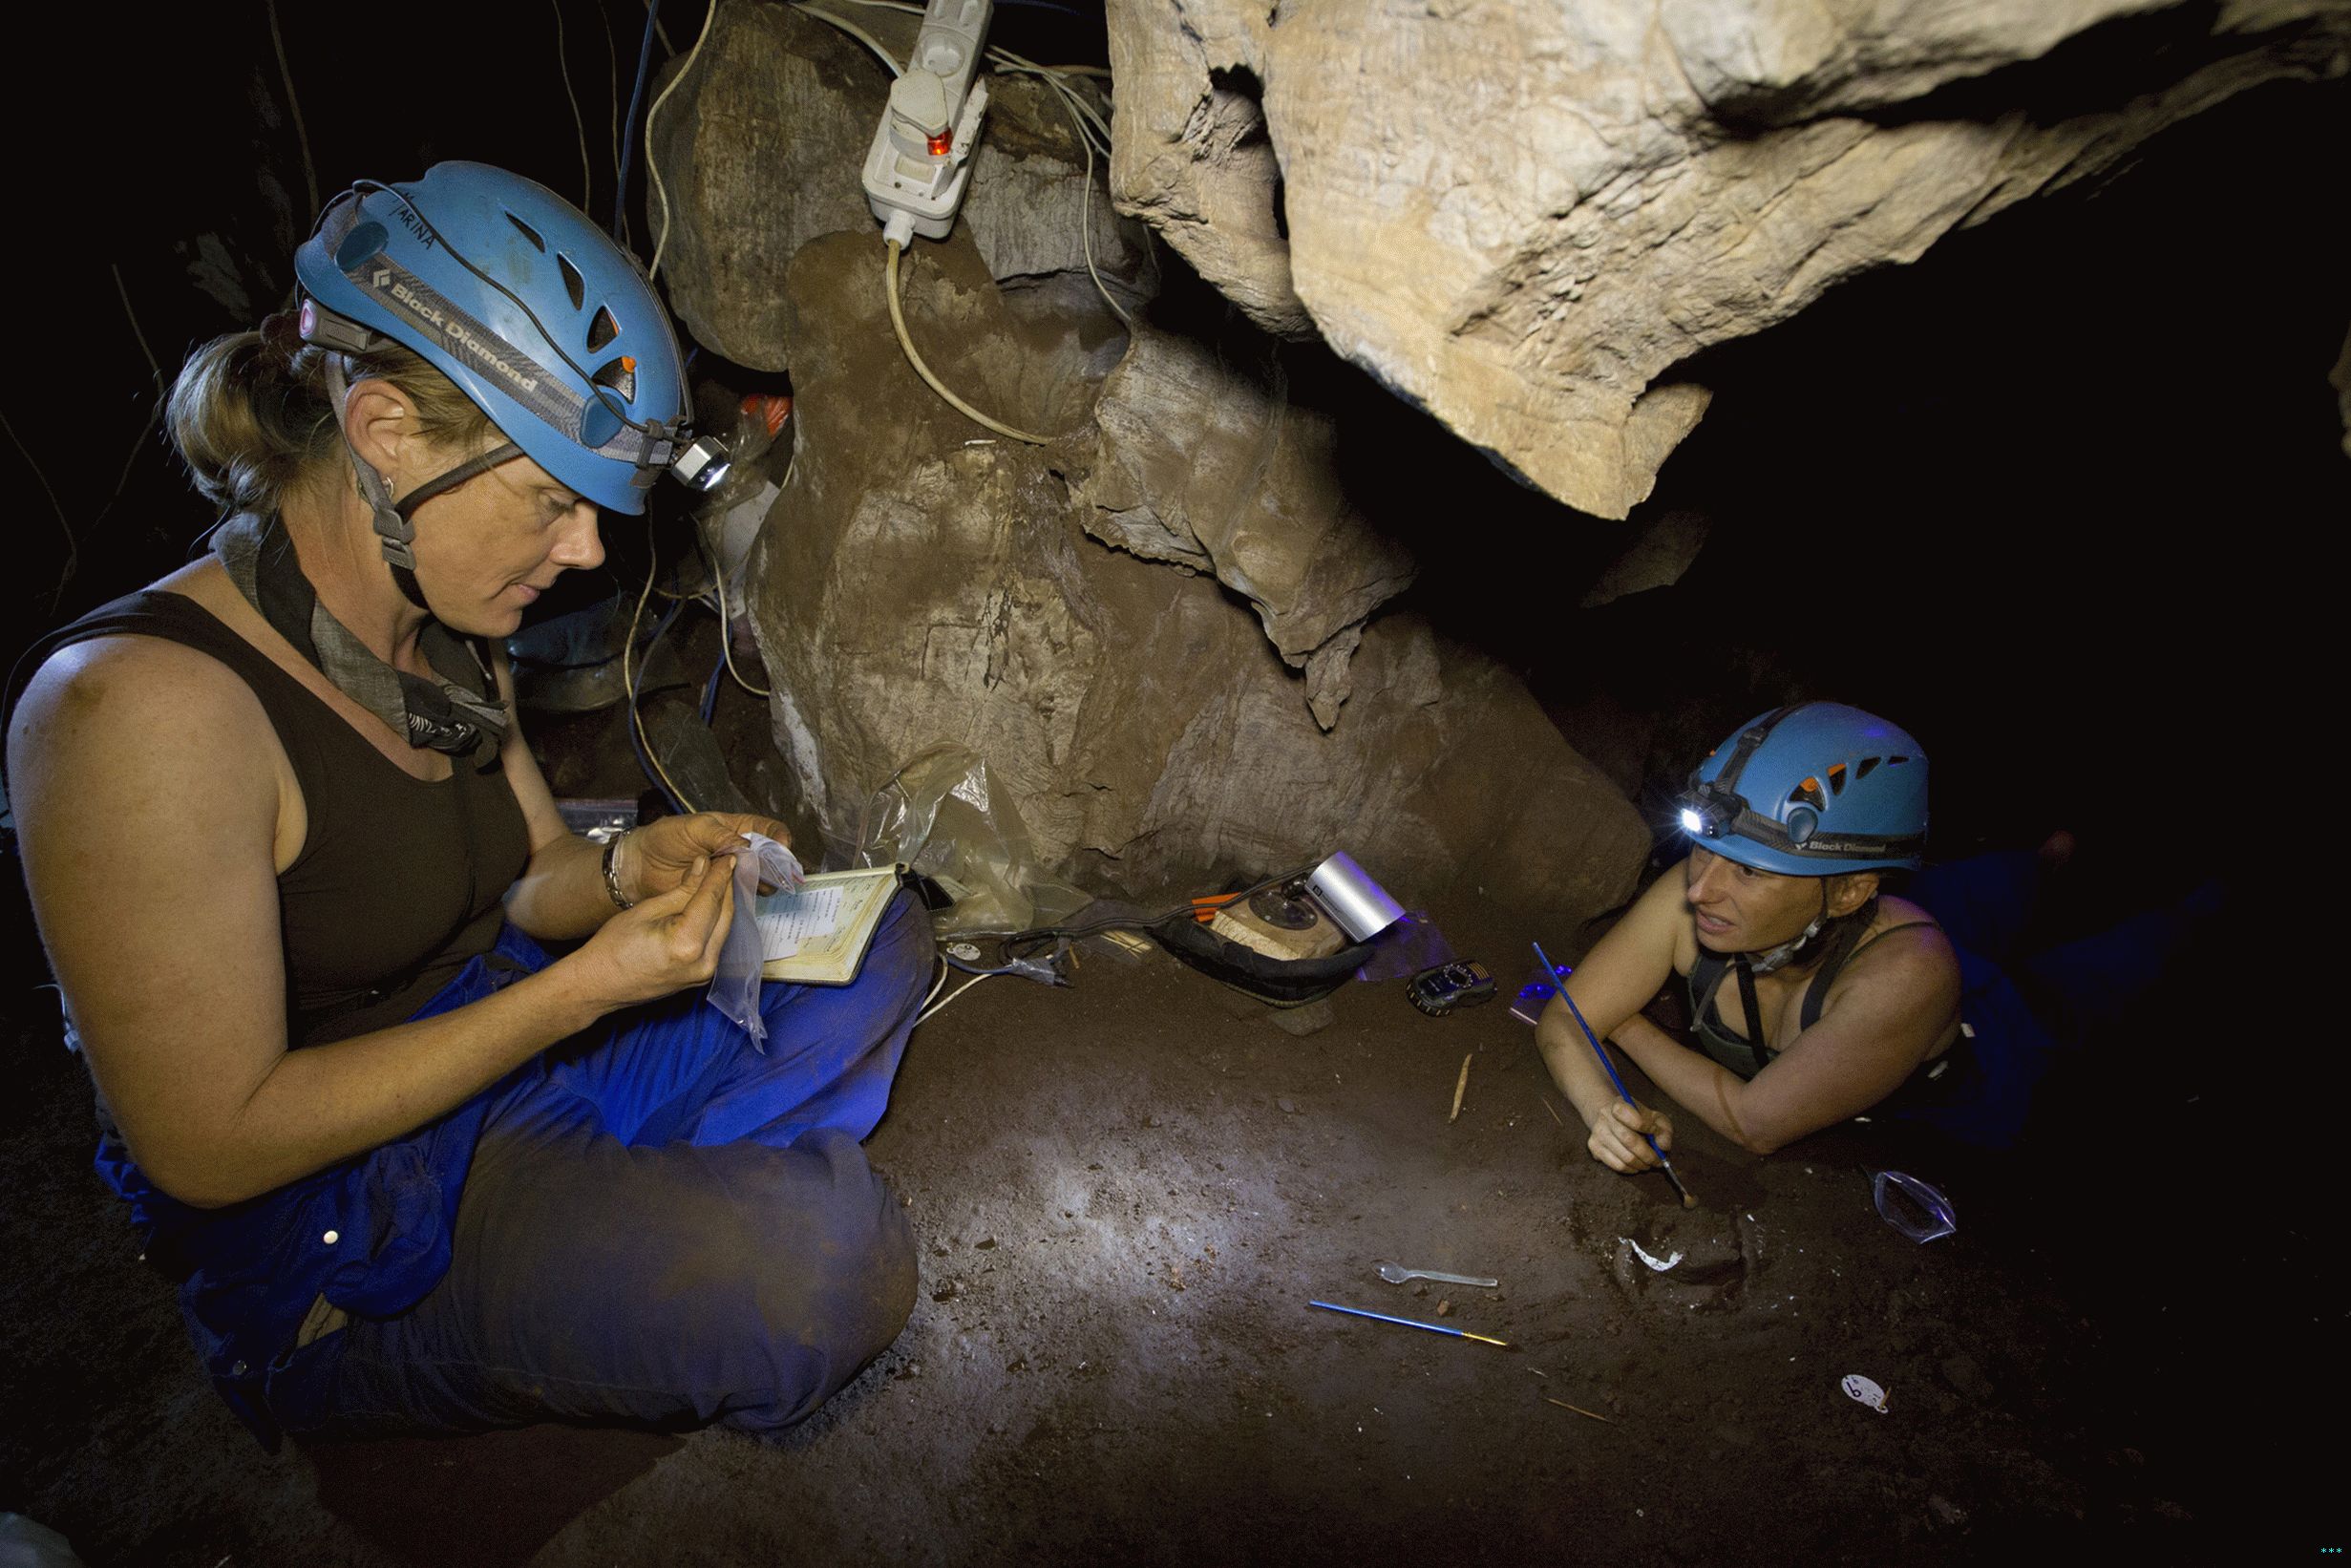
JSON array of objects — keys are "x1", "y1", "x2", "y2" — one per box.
[
  {"x1": 1831, "y1": 894, "x2": 1960, "y2": 1005},
  {"x1": 9, "y1": 586, "x2": 282, "y2": 809},
  {"x1": 1872, "y1": 894, "x2": 1957, "y2": 959},
  {"x1": 15, "y1": 622, "x2": 264, "y2": 734}
]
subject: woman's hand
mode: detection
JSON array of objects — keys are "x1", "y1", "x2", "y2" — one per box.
[
  {"x1": 1586, "y1": 1100, "x2": 1674, "y2": 1174},
  {"x1": 616, "y1": 813, "x2": 794, "y2": 902},
  {"x1": 572, "y1": 854, "x2": 738, "y2": 1011}
]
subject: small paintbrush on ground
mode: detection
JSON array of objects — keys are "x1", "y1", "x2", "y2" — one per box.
[
  {"x1": 1309, "y1": 1300, "x2": 1513, "y2": 1348},
  {"x1": 1532, "y1": 941, "x2": 1699, "y2": 1210}
]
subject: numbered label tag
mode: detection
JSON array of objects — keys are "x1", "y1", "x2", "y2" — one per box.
[{"x1": 1841, "y1": 1373, "x2": 1890, "y2": 1413}]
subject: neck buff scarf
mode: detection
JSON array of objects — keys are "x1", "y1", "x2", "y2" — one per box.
[{"x1": 215, "y1": 510, "x2": 509, "y2": 770}]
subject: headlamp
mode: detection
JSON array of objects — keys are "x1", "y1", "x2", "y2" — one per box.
[
  {"x1": 1676, "y1": 785, "x2": 1740, "y2": 841},
  {"x1": 671, "y1": 434, "x2": 732, "y2": 494}
]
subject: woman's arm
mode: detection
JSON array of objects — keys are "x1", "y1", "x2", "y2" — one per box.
[
  {"x1": 490, "y1": 648, "x2": 794, "y2": 942},
  {"x1": 1609, "y1": 928, "x2": 1960, "y2": 1155},
  {"x1": 1534, "y1": 869, "x2": 1687, "y2": 1169},
  {"x1": 9, "y1": 639, "x2": 737, "y2": 1209}
]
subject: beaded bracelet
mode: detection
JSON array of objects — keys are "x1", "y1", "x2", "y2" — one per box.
[{"x1": 601, "y1": 829, "x2": 636, "y2": 910}]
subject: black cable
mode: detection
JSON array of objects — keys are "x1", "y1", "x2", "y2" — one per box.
[
  {"x1": 614, "y1": 0, "x2": 667, "y2": 244},
  {"x1": 981, "y1": 862, "x2": 1322, "y2": 961}
]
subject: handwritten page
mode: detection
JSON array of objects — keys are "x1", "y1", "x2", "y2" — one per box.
[{"x1": 756, "y1": 884, "x2": 844, "y2": 960}]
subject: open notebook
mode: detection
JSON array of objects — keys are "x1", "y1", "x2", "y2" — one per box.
[{"x1": 755, "y1": 866, "x2": 903, "y2": 985}]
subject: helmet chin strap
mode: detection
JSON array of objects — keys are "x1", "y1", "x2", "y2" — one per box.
[
  {"x1": 323, "y1": 360, "x2": 521, "y2": 611},
  {"x1": 1745, "y1": 881, "x2": 1833, "y2": 976}
]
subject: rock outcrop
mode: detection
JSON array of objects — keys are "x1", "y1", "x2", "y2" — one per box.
[
  {"x1": 1107, "y1": 0, "x2": 2351, "y2": 517},
  {"x1": 1062, "y1": 325, "x2": 1419, "y2": 729},
  {"x1": 744, "y1": 229, "x2": 1651, "y2": 924}
]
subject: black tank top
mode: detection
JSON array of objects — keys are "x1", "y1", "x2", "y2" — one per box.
[
  {"x1": 17, "y1": 590, "x2": 532, "y2": 1047},
  {"x1": 1687, "y1": 922, "x2": 1944, "y2": 1078}
]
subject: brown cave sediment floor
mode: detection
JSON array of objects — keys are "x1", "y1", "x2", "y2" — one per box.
[{"x1": 0, "y1": 893, "x2": 2292, "y2": 1566}]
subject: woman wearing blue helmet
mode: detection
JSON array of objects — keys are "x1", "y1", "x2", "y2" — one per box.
[
  {"x1": 1535, "y1": 702, "x2": 2011, "y2": 1169},
  {"x1": 6, "y1": 166, "x2": 927, "y2": 1445}
]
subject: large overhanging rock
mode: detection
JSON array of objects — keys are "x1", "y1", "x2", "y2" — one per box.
[
  {"x1": 748, "y1": 230, "x2": 1650, "y2": 925},
  {"x1": 648, "y1": 0, "x2": 1150, "y2": 371},
  {"x1": 1107, "y1": 0, "x2": 2351, "y2": 517}
]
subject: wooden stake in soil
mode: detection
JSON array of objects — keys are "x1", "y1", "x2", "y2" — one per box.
[
  {"x1": 1449, "y1": 1053, "x2": 1472, "y2": 1123},
  {"x1": 1545, "y1": 1396, "x2": 1616, "y2": 1424}
]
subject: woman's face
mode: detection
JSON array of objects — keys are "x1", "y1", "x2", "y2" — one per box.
[
  {"x1": 404, "y1": 444, "x2": 604, "y2": 638},
  {"x1": 1684, "y1": 847, "x2": 1829, "y2": 954}
]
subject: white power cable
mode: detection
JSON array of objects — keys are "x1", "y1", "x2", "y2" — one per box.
[
  {"x1": 915, "y1": 968, "x2": 995, "y2": 1026},
  {"x1": 1024, "y1": 67, "x2": 1128, "y2": 327},
  {"x1": 918, "y1": 956, "x2": 950, "y2": 1016},
  {"x1": 884, "y1": 240, "x2": 1050, "y2": 443},
  {"x1": 647, "y1": 0, "x2": 722, "y2": 283},
  {"x1": 990, "y1": 48, "x2": 1111, "y2": 148},
  {"x1": 624, "y1": 546, "x2": 701, "y2": 813},
  {"x1": 709, "y1": 553, "x2": 773, "y2": 697},
  {"x1": 785, "y1": 6, "x2": 1129, "y2": 408},
  {"x1": 552, "y1": 0, "x2": 593, "y2": 209},
  {"x1": 792, "y1": 3, "x2": 905, "y2": 75}
]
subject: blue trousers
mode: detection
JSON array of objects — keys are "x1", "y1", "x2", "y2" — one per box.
[
  {"x1": 111, "y1": 890, "x2": 932, "y2": 1444},
  {"x1": 1895, "y1": 855, "x2": 2216, "y2": 1148}
]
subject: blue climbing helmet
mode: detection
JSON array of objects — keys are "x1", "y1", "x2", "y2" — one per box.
[
  {"x1": 292, "y1": 162, "x2": 724, "y2": 527},
  {"x1": 1677, "y1": 702, "x2": 1928, "y2": 875}
]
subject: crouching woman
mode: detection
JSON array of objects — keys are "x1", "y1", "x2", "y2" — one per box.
[{"x1": 1540, "y1": 704, "x2": 2053, "y2": 1170}]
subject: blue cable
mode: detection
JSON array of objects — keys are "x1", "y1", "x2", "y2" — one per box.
[{"x1": 613, "y1": 0, "x2": 667, "y2": 243}]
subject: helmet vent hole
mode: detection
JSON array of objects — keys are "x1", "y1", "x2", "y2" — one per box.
[
  {"x1": 1827, "y1": 762, "x2": 1849, "y2": 796},
  {"x1": 504, "y1": 212, "x2": 547, "y2": 252},
  {"x1": 591, "y1": 356, "x2": 639, "y2": 402},
  {"x1": 586, "y1": 305, "x2": 620, "y2": 352},
  {"x1": 1787, "y1": 778, "x2": 1828, "y2": 814},
  {"x1": 558, "y1": 253, "x2": 586, "y2": 310},
  {"x1": 1856, "y1": 756, "x2": 1881, "y2": 780},
  {"x1": 1887, "y1": 755, "x2": 1912, "y2": 767}
]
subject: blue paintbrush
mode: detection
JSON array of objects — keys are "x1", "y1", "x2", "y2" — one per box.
[
  {"x1": 1309, "y1": 1300, "x2": 1513, "y2": 1348},
  {"x1": 1533, "y1": 940, "x2": 1699, "y2": 1209}
]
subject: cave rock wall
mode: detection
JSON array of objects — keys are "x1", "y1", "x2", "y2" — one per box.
[
  {"x1": 654, "y1": 0, "x2": 1651, "y2": 926},
  {"x1": 745, "y1": 230, "x2": 1649, "y2": 923},
  {"x1": 1107, "y1": 0, "x2": 2351, "y2": 517}
]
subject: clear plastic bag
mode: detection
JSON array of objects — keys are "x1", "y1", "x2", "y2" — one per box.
[
  {"x1": 1873, "y1": 1170, "x2": 1958, "y2": 1243},
  {"x1": 707, "y1": 832, "x2": 805, "y2": 1050},
  {"x1": 852, "y1": 745, "x2": 1089, "y2": 936}
]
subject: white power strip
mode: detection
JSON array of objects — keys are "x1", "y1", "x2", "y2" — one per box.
[{"x1": 863, "y1": 0, "x2": 996, "y2": 244}]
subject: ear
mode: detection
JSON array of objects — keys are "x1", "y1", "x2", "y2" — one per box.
[
  {"x1": 341, "y1": 377, "x2": 419, "y2": 483},
  {"x1": 1825, "y1": 870, "x2": 1880, "y2": 918}
]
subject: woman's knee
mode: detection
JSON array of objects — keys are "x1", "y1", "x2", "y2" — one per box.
[
  {"x1": 869, "y1": 889, "x2": 935, "y2": 1006},
  {"x1": 720, "y1": 1131, "x2": 917, "y2": 1425}
]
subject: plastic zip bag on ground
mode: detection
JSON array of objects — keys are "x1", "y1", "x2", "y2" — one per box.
[{"x1": 852, "y1": 745, "x2": 1089, "y2": 936}]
